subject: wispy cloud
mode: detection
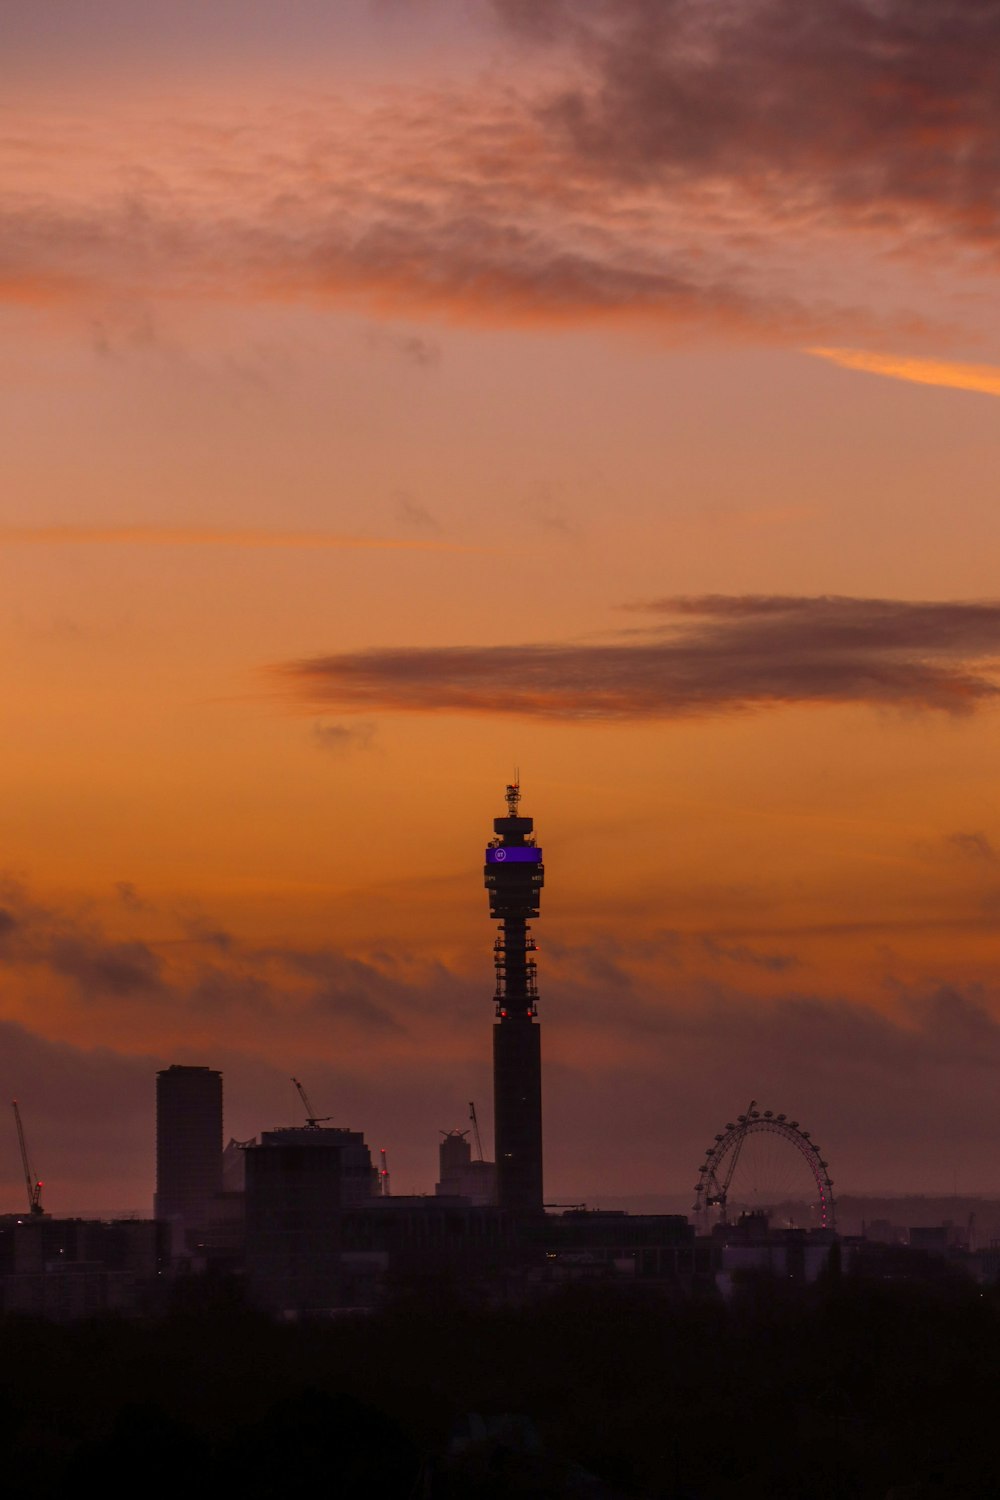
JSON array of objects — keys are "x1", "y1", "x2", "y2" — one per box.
[
  {"x1": 948, "y1": 831, "x2": 999, "y2": 865},
  {"x1": 273, "y1": 595, "x2": 1000, "y2": 722},
  {"x1": 8, "y1": 872, "x2": 1000, "y2": 1199},
  {"x1": 0, "y1": 878, "x2": 420, "y2": 1035},
  {"x1": 0, "y1": 99, "x2": 820, "y2": 343},
  {"x1": 701, "y1": 936, "x2": 799, "y2": 975},
  {"x1": 807, "y1": 347, "x2": 1000, "y2": 398},
  {"x1": 312, "y1": 721, "x2": 377, "y2": 755},
  {"x1": 0, "y1": 526, "x2": 471, "y2": 552},
  {"x1": 6, "y1": 0, "x2": 998, "y2": 348},
  {"x1": 392, "y1": 493, "x2": 443, "y2": 535},
  {"x1": 495, "y1": 0, "x2": 1000, "y2": 245}
]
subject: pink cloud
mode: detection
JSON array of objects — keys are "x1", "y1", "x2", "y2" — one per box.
[{"x1": 5, "y1": 4, "x2": 992, "y2": 348}]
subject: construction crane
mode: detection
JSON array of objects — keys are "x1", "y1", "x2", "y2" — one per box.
[
  {"x1": 12, "y1": 1101, "x2": 44, "y2": 1216},
  {"x1": 290, "y1": 1077, "x2": 331, "y2": 1128},
  {"x1": 469, "y1": 1101, "x2": 484, "y2": 1162},
  {"x1": 379, "y1": 1147, "x2": 391, "y2": 1197},
  {"x1": 703, "y1": 1098, "x2": 757, "y2": 1222}
]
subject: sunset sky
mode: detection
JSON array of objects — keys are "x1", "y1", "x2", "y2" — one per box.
[{"x1": 4, "y1": 0, "x2": 1000, "y2": 1213}]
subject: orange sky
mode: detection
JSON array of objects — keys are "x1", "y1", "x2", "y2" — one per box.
[{"x1": 3, "y1": 0, "x2": 1000, "y2": 1213}]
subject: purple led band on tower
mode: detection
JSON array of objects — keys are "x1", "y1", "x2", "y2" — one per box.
[{"x1": 486, "y1": 847, "x2": 543, "y2": 864}]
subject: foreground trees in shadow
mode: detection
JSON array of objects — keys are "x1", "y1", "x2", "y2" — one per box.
[{"x1": 1, "y1": 1271, "x2": 996, "y2": 1498}]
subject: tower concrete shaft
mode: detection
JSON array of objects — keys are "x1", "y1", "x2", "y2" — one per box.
[{"x1": 484, "y1": 783, "x2": 544, "y2": 1216}]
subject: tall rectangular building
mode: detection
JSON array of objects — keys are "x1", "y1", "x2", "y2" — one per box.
[{"x1": 154, "y1": 1065, "x2": 223, "y2": 1248}]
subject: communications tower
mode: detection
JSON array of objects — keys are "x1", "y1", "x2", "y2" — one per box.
[{"x1": 485, "y1": 782, "x2": 544, "y2": 1215}]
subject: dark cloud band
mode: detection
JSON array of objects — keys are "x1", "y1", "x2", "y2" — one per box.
[{"x1": 275, "y1": 594, "x2": 1000, "y2": 721}]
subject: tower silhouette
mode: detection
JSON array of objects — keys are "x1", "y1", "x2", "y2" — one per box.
[{"x1": 485, "y1": 782, "x2": 544, "y2": 1215}]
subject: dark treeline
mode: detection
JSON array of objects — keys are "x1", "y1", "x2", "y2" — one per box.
[{"x1": 2, "y1": 1268, "x2": 998, "y2": 1498}]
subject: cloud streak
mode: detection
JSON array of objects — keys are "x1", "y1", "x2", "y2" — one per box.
[
  {"x1": 807, "y1": 347, "x2": 1000, "y2": 398},
  {"x1": 274, "y1": 595, "x2": 1000, "y2": 722},
  {"x1": 0, "y1": 526, "x2": 470, "y2": 552}
]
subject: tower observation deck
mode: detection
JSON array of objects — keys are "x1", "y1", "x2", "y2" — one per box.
[{"x1": 485, "y1": 782, "x2": 544, "y2": 1216}]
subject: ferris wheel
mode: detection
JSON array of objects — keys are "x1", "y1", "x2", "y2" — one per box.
[{"x1": 693, "y1": 1100, "x2": 836, "y2": 1231}]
